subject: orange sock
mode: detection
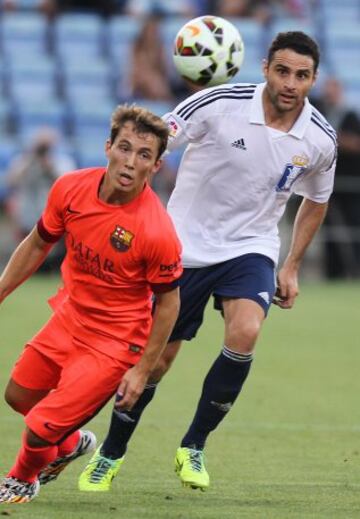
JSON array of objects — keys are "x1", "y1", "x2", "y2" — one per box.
[
  {"x1": 57, "y1": 430, "x2": 81, "y2": 457},
  {"x1": 8, "y1": 433, "x2": 58, "y2": 483}
]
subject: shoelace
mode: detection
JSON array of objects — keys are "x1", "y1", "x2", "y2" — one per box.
[
  {"x1": 89, "y1": 458, "x2": 114, "y2": 483},
  {"x1": 188, "y1": 449, "x2": 204, "y2": 473}
]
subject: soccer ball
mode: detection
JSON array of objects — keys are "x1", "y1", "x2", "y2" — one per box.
[{"x1": 173, "y1": 15, "x2": 245, "y2": 87}]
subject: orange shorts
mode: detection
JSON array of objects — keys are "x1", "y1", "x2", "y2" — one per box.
[{"x1": 11, "y1": 314, "x2": 131, "y2": 444}]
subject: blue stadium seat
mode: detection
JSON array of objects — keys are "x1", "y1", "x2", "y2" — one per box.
[
  {"x1": 333, "y1": 67, "x2": 360, "y2": 107},
  {"x1": 160, "y1": 16, "x2": 189, "y2": 45},
  {"x1": 267, "y1": 17, "x2": 316, "y2": 41},
  {"x1": 107, "y1": 15, "x2": 141, "y2": 49},
  {"x1": 1, "y1": 12, "x2": 49, "y2": 57},
  {"x1": 0, "y1": 57, "x2": 8, "y2": 96},
  {"x1": 323, "y1": 0, "x2": 360, "y2": 5},
  {"x1": 54, "y1": 13, "x2": 105, "y2": 61},
  {"x1": 237, "y1": 59, "x2": 264, "y2": 84},
  {"x1": 109, "y1": 41, "x2": 131, "y2": 94},
  {"x1": 343, "y1": 85, "x2": 360, "y2": 109},
  {"x1": 6, "y1": 0, "x2": 45, "y2": 9},
  {"x1": 321, "y1": 0, "x2": 360, "y2": 24},
  {"x1": 0, "y1": 97, "x2": 14, "y2": 135},
  {"x1": 0, "y1": 137, "x2": 22, "y2": 202},
  {"x1": 232, "y1": 35, "x2": 265, "y2": 84},
  {"x1": 7, "y1": 52, "x2": 56, "y2": 78},
  {"x1": 74, "y1": 134, "x2": 109, "y2": 169},
  {"x1": 10, "y1": 74, "x2": 58, "y2": 103},
  {"x1": 230, "y1": 18, "x2": 264, "y2": 49},
  {"x1": 334, "y1": 67, "x2": 360, "y2": 85},
  {"x1": 61, "y1": 56, "x2": 114, "y2": 99},
  {"x1": 130, "y1": 99, "x2": 172, "y2": 117},
  {"x1": 64, "y1": 79, "x2": 115, "y2": 105},
  {"x1": 7, "y1": 53, "x2": 58, "y2": 98},
  {"x1": 14, "y1": 98, "x2": 67, "y2": 140},
  {"x1": 107, "y1": 15, "x2": 141, "y2": 85},
  {"x1": 326, "y1": 23, "x2": 360, "y2": 57},
  {"x1": 326, "y1": 23, "x2": 360, "y2": 79},
  {"x1": 326, "y1": 22, "x2": 360, "y2": 44},
  {"x1": 69, "y1": 97, "x2": 115, "y2": 140},
  {"x1": 128, "y1": 0, "x2": 193, "y2": 16}
]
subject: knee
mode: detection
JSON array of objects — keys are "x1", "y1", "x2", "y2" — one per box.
[
  {"x1": 25, "y1": 427, "x2": 52, "y2": 448},
  {"x1": 226, "y1": 321, "x2": 262, "y2": 354},
  {"x1": 4, "y1": 386, "x2": 28, "y2": 414},
  {"x1": 4, "y1": 379, "x2": 48, "y2": 415},
  {"x1": 4, "y1": 387, "x2": 16, "y2": 410}
]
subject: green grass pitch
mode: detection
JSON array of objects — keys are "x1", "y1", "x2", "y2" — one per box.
[{"x1": 0, "y1": 276, "x2": 359, "y2": 518}]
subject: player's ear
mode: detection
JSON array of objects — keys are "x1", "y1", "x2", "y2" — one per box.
[
  {"x1": 152, "y1": 158, "x2": 163, "y2": 176},
  {"x1": 262, "y1": 59, "x2": 269, "y2": 79},
  {"x1": 105, "y1": 139, "x2": 111, "y2": 158},
  {"x1": 312, "y1": 69, "x2": 318, "y2": 86}
]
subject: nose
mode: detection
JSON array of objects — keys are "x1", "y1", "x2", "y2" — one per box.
[
  {"x1": 285, "y1": 74, "x2": 296, "y2": 90},
  {"x1": 125, "y1": 151, "x2": 136, "y2": 168}
]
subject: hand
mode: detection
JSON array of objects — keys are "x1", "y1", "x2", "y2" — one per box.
[
  {"x1": 273, "y1": 265, "x2": 299, "y2": 309},
  {"x1": 115, "y1": 365, "x2": 149, "y2": 412}
]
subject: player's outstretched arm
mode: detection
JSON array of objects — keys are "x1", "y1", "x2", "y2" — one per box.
[
  {"x1": 116, "y1": 287, "x2": 180, "y2": 411},
  {"x1": 0, "y1": 226, "x2": 53, "y2": 304},
  {"x1": 275, "y1": 198, "x2": 328, "y2": 309}
]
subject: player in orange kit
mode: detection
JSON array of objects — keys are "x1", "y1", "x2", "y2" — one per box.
[{"x1": 0, "y1": 105, "x2": 182, "y2": 504}]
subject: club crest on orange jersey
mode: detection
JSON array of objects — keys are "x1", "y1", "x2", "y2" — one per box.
[{"x1": 110, "y1": 225, "x2": 134, "y2": 252}]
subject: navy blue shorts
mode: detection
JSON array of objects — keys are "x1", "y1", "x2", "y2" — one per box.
[{"x1": 169, "y1": 253, "x2": 276, "y2": 342}]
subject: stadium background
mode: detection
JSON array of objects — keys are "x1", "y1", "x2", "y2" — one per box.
[
  {"x1": 0, "y1": 1, "x2": 359, "y2": 517},
  {"x1": 0, "y1": 0, "x2": 359, "y2": 277}
]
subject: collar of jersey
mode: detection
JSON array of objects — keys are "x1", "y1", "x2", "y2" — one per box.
[
  {"x1": 249, "y1": 82, "x2": 312, "y2": 139},
  {"x1": 95, "y1": 170, "x2": 150, "y2": 209}
]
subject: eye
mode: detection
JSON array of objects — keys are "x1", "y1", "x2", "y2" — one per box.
[{"x1": 297, "y1": 72, "x2": 309, "y2": 80}]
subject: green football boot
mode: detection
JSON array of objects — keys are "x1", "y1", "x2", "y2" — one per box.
[
  {"x1": 78, "y1": 446, "x2": 124, "y2": 492},
  {"x1": 175, "y1": 447, "x2": 210, "y2": 491}
]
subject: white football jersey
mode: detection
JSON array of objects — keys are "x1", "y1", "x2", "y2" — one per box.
[{"x1": 164, "y1": 82, "x2": 337, "y2": 268}]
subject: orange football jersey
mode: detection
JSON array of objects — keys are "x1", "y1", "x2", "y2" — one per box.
[{"x1": 37, "y1": 168, "x2": 182, "y2": 360}]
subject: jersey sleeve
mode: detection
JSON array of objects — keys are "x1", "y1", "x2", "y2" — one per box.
[
  {"x1": 293, "y1": 144, "x2": 337, "y2": 203},
  {"x1": 162, "y1": 87, "x2": 215, "y2": 152},
  {"x1": 144, "y1": 220, "x2": 183, "y2": 293},
  {"x1": 37, "y1": 176, "x2": 66, "y2": 242}
]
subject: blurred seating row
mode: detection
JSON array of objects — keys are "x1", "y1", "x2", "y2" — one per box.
[
  {"x1": 0, "y1": 7, "x2": 359, "y2": 89},
  {"x1": 0, "y1": 12, "x2": 271, "y2": 148},
  {"x1": 0, "y1": 5, "x2": 359, "y2": 201}
]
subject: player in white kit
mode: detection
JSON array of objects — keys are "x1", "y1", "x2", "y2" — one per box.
[{"x1": 79, "y1": 31, "x2": 337, "y2": 492}]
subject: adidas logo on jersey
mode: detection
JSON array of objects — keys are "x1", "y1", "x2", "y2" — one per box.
[
  {"x1": 231, "y1": 138, "x2": 246, "y2": 150},
  {"x1": 258, "y1": 291, "x2": 270, "y2": 304}
]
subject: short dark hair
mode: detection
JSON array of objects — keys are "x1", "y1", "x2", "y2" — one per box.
[
  {"x1": 267, "y1": 31, "x2": 320, "y2": 73},
  {"x1": 110, "y1": 104, "x2": 169, "y2": 159}
]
